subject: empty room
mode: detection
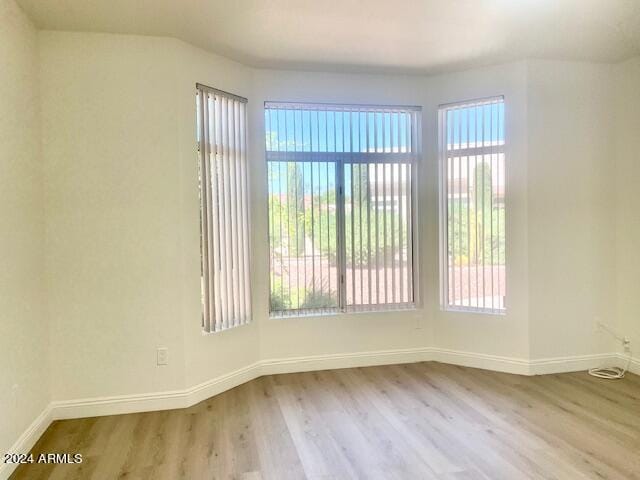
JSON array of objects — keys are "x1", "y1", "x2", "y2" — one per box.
[{"x1": 2, "y1": 0, "x2": 640, "y2": 478}]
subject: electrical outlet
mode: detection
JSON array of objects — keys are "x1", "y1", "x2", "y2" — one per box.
[{"x1": 157, "y1": 347, "x2": 168, "y2": 366}]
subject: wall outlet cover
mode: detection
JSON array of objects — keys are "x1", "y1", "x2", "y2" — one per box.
[{"x1": 157, "y1": 347, "x2": 168, "y2": 366}]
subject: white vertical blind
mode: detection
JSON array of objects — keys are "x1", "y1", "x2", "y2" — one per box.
[
  {"x1": 439, "y1": 97, "x2": 505, "y2": 313},
  {"x1": 197, "y1": 84, "x2": 251, "y2": 332},
  {"x1": 265, "y1": 103, "x2": 420, "y2": 316}
]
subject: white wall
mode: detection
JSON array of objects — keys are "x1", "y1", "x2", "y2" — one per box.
[
  {"x1": 40, "y1": 33, "x2": 188, "y2": 400},
  {"x1": 251, "y1": 62, "x2": 532, "y2": 362},
  {"x1": 426, "y1": 62, "x2": 531, "y2": 360},
  {"x1": 0, "y1": 0, "x2": 47, "y2": 457},
  {"x1": 6, "y1": 21, "x2": 633, "y2": 428},
  {"x1": 251, "y1": 69, "x2": 431, "y2": 361},
  {"x1": 173, "y1": 40, "x2": 260, "y2": 389},
  {"x1": 38, "y1": 31, "x2": 261, "y2": 402},
  {"x1": 614, "y1": 57, "x2": 640, "y2": 355},
  {"x1": 37, "y1": 30, "x2": 628, "y2": 409},
  {"x1": 38, "y1": 34, "x2": 537, "y2": 403},
  {"x1": 526, "y1": 60, "x2": 616, "y2": 359},
  {"x1": 39, "y1": 33, "x2": 433, "y2": 403}
]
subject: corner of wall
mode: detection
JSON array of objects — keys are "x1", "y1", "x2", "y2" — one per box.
[
  {"x1": 4, "y1": 28, "x2": 640, "y2": 480},
  {"x1": 525, "y1": 59, "x2": 619, "y2": 360},
  {"x1": 0, "y1": 0, "x2": 50, "y2": 476},
  {"x1": 613, "y1": 56, "x2": 640, "y2": 359}
]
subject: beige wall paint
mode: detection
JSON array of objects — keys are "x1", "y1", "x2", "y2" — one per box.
[
  {"x1": 615, "y1": 58, "x2": 640, "y2": 353},
  {"x1": 526, "y1": 60, "x2": 617, "y2": 359},
  {"x1": 0, "y1": 0, "x2": 47, "y2": 456}
]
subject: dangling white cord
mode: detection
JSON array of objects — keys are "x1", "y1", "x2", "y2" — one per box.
[
  {"x1": 588, "y1": 322, "x2": 632, "y2": 380},
  {"x1": 588, "y1": 362, "x2": 628, "y2": 379}
]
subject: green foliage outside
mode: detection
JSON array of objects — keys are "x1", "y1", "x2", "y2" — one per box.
[
  {"x1": 268, "y1": 161, "x2": 412, "y2": 312},
  {"x1": 448, "y1": 161, "x2": 505, "y2": 266},
  {"x1": 300, "y1": 289, "x2": 338, "y2": 309},
  {"x1": 270, "y1": 277, "x2": 337, "y2": 313}
]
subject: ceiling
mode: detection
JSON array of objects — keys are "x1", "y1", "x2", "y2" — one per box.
[{"x1": 17, "y1": 0, "x2": 640, "y2": 74}]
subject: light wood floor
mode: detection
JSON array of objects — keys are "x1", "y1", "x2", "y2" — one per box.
[{"x1": 11, "y1": 362, "x2": 640, "y2": 479}]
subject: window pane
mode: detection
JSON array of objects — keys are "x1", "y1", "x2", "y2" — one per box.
[
  {"x1": 266, "y1": 103, "x2": 420, "y2": 316},
  {"x1": 441, "y1": 98, "x2": 505, "y2": 313},
  {"x1": 268, "y1": 160, "x2": 339, "y2": 315},
  {"x1": 344, "y1": 162, "x2": 413, "y2": 309}
]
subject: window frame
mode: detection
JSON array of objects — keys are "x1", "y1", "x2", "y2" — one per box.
[
  {"x1": 438, "y1": 96, "x2": 506, "y2": 315},
  {"x1": 264, "y1": 102, "x2": 422, "y2": 318}
]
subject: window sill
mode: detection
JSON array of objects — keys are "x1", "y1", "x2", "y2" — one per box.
[
  {"x1": 442, "y1": 306, "x2": 506, "y2": 316},
  {"x1": 269, "y1": 304, "x2": 418, "y2": 320},
  {"x1": 201, "y1": 320, "x2": 252, "y2": 336}
]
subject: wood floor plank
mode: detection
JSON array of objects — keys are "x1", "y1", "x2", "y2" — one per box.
[
  {"x1": 274, "y1": 382, "x2": 359, "y2": 479},
  {"x1": 246, "y1": 377, "x2": 306, "y2": 480},
  {"x1": 442, "y1": 365, "x2": 640, "y2": 480},
  {"x1": 10, "y1": 363, "x2": 640, "y2": 480},
  {"x1": 344, "y1": 367, "x2": 461, "y2": 476},
  {"x1": 316, "y1": 369, "x2": 442, "y2": 478}
]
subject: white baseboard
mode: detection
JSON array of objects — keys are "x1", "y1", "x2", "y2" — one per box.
[
  {"x1": 186, "y1": 363, "x2": 261, "y2": 408},
  {"x1": 431, "y1": 350, "x2": 634, "y2": 376},
  {"x1": 429, "y1": 348, "x2": 530, "y2": 374},
  {"x1": 53, "y1": 363, "x2": 261, "y2": 420},
  {"x1": 260, "y1": 347, "x2": 432, "y2": 376},
  {"x1": 617, "y1": 352, "x2": 640, "y2": 375},
  {"x1": 51, "y1": 347, "x2": 431, "y2": 420},
  {"x1": 5, "y1": 348, "x2": 638, "y2": 479},
  {"x1": 0, "y1": 406, "x2": 52, "y2": 480},
  {"x1": 48, "y1": 348, "x2": 636, "y2": 421},
  {"x1": 51, "y1": 387, "x2": 191, "y2": 420},
  {"x1": 529, "y1": 353, "x2": 621, "y2": 375}
]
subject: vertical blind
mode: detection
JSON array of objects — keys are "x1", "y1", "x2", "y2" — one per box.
[
  {"x1": 265, "y1": 102, "x2": 420, "y2": 316},
  {"x1": 197, "y1": 83, "x2": 251, "y2": 332},
  {"x1": 439, "y1": 97, "x2": 506, "y2": 313}
]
